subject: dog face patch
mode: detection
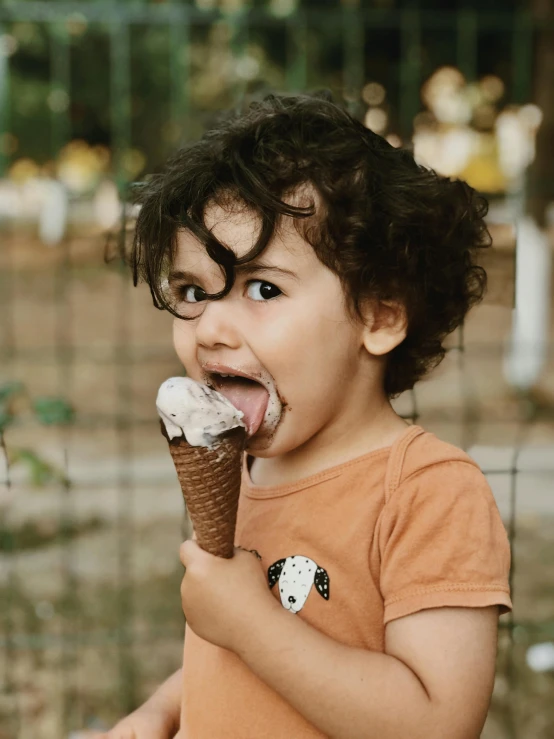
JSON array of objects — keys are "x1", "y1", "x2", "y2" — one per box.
[{"x1": 268, "y1": 555, "x2": 330, "y2": 614}]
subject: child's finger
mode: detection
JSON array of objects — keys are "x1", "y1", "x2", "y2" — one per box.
[
  {"x1": 87, "y1": 727, "x2": 136, "y2": 739},
  {"x1": 180, "y1": 538, "x2": 200, "y2": 566}
]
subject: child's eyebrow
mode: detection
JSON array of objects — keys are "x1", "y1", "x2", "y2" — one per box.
[{"x1": 168, "y1": 261, "x2": 299, "y2": 284}]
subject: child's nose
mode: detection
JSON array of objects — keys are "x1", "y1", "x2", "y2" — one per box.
[{"x1": 194, "y1": 299, "x2": 242, "y2": 350}]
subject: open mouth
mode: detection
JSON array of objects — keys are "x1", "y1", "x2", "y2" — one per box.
[
  {"x1": 209, "y1": 372, "x2": 259, "y2": 389},
  {"x1": 209, "y1": 373, "x2": 270, "y2": 436}
]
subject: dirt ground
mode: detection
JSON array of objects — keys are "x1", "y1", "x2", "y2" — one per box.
[{"x1": 1, "y1": 227, "x2": 554, "y2": 738}]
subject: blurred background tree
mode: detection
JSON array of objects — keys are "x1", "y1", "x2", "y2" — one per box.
[{"x1": 3, "y1": 0, "x2": 533, "y2": 177}]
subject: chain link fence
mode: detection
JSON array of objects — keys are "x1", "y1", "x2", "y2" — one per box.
[{"x1": 1, "y1": 3, "x2": 554, "y2": 738}]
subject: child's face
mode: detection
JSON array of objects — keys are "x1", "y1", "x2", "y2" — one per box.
[{"x1": 170, "y1": 198, "x2": 386, "y2": 458}]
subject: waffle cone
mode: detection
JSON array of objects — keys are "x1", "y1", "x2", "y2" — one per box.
[{"x1": 160, "y1": 420, "x2": 246, "y2": 558}]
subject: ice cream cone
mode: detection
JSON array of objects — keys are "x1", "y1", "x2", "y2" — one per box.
[{"x1": 160, "y1": 420, "x2": 247, "y2": 558}]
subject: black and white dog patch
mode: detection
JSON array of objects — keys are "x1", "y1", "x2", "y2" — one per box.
[{"x1": 268, "y1": 555, "x2": 330, "y2": 614}]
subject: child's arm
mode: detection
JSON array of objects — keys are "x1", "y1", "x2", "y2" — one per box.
[
  {"x1": 235, "y1": 602, "x2": 499, "y2": 739},
  {"x1": 89, "y1": 668, "x2": 182, "y2": 738},
  {"x1": 140, "y1": 666, "x2": 182, "y2": 728}
]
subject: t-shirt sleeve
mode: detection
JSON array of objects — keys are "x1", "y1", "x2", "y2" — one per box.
[{"x1": 378, "y1": 460, "x2": 513, "y2": 625}]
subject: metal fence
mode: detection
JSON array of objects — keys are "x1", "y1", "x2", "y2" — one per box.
[
  {"x1": 0, "y1": 3, "x2": 544, "y2": 179},
  {"x1": 1, "y1": 3, "x2": 553, "y2": 738}
]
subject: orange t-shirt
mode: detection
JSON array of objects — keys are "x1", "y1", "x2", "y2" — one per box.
[{"x1": 180, "y1": 424, "x2": 512, "y2": 738}]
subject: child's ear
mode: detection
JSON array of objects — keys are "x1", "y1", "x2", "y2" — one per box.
[{"x1": 360, "y1": 299, "x2": 407, "y2": 356}]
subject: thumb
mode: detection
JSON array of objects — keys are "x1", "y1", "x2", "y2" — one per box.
[{"x1": 180, "y1": 538, "x2": 201, "y2": 566}]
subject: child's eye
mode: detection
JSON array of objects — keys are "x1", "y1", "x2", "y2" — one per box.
[
  {"x1": 246, "y1": 280, "x2": 282, "y2": 302},
  {"x1": 173, "y1": 280, "x2": 281, "y2": 305},
  {"x1": 179, "y1": 285, "x2": 206, "y2": 303}
]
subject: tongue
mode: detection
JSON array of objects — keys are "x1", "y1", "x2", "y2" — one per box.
[{"x1": 219, "y1": 380, "x2": 269, "y2": 436}]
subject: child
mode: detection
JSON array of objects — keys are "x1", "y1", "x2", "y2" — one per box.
[{"x1": 97, "y1": 91, "x2": 512, "y2": 739}]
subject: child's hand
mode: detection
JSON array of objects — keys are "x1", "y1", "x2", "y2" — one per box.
[
  {"x1": 85, "y1": 703, "x2": 176, "y2": 738},
  {"x1": 179, "y1": 540, "x2": 279, "y2": 652}
]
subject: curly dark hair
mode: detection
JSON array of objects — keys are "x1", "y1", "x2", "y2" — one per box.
[{"x1": 130, "y1": 90, "x2": 491, "y2": 397}]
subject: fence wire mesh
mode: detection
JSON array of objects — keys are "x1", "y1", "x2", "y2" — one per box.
[{"x1": 1, "y1": 3, "x2": 554, "y2": 738}]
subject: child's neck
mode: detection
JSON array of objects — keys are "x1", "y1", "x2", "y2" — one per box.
[{"x1": 247, "y1": 404, "x2": 409, "y2": 488}]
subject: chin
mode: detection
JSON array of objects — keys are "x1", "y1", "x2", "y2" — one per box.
[
  {"x1": 245, "y1": 419, "x2": 288, "y2": 456},
  {"x1": 245, "y1": 433, "x2": 275, "y2": 456},
  {"x1": 245, "y1": 400, "x2": 290, "y2": 454}
]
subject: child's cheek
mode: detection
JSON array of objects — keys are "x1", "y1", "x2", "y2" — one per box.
[{"x1": 172, "y1": 318, "x2": 196, "y2": 370}]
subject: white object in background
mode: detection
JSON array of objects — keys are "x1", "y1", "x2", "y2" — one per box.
[
  {"x1": 503, "y1": 215, "x2": 552, "y2": 391},
  {"x1": 413, "y1": 126, "x2": 476, "y2": 178},
  {"x1": 0, "y1": 180, "x2": 21, "y2": 220},
  {"x1": 94, "y1": 178, "x2": 121, "y2": 229},
  {"x1": 496, "y1": 110, "x2": 536, "y2": 182},
  {"x1": 38, "y1": 178, "x2": 68, "y2": 246},
  {"x1": 526, "y1": 642, "x2": 554, "y2": 672}
]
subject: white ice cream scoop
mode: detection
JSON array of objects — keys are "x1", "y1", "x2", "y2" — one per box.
[{"x1": 156, "y1": 377, "x2": 246, "y2": 449}]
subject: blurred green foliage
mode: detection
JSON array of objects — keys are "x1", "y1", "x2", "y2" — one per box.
[
  {"x1": 2, "y1": 0, "x2": 521, "y2": 174},
  {"x1": 0, "y1": 381, "x2": 73, "y2": 486}
]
